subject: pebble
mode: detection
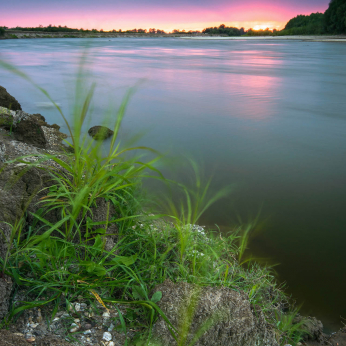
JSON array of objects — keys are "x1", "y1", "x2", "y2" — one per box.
[
  {"x1": 106, "y1": 342, "x2": 115, "y2": 346},
  {"x1": 70, "y1": 323, "x2": 80, "y2": 333},
  {"x1": 25, "y1": 333, "x2": 36, "y2": 343},
  {"x1": 103, "y1": 331, "x2": 112, "y2": 341},
  {"x1": 84, "y1": 323, "x2": 92, "y2": 330},
  {"x1": 75, "y1": 303, "x2": 81, "y2": 312},
  {"x1": 102, "y1": 311, "x2": 110, "y2": 318},
  {"x1": 37, "y1": 308, "x2": 43, "y2": 323},
  {"x1": 74, "y1": 318, "x2": 80, "y2": 323},
  {"x1": 108, "y1": 323, "x2": 114, "y2": 332},
  {"x1": 83, "y1": 329, "x2": 92, "y2": 335}
]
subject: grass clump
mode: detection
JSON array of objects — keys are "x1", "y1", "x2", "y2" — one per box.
[{"x1": 0, "y1": 62, "x2": 306, "y2": 346}]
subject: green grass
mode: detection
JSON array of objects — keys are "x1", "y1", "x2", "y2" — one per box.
[{"x1": 0, "y1": 60, "x2": 307, "y2": 346}]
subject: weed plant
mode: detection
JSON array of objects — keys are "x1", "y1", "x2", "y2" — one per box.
[{"x1": 0, "y1": 60, "x2": 307, "y2": 346}]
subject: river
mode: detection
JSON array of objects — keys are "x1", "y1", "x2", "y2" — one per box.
[{"x1": 1, "y1": 37, "x2": 346, "y2": 330}]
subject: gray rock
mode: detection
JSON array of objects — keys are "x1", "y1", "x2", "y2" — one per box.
[
  {"x1": 151, "y1": 280, "x2": 278, "y2": 346},
  {"x1": 0, "y1": 273, "x2": 12, "y2": 321},
  {"x1": 0, "y1": 108, "x2": 66, "y2": 149},
  {"x1": 294, "y1": 316, "x2": 323, "y2": 342},
  {"x1": 88, "y1": 126, "x2": 114, "y2": 140},
  {"x1": 0, "y1": 86, "x2": 22, "y2": 111},
  {"x1": 0, "y1": 163, "x2": 55, "y2": 320}
]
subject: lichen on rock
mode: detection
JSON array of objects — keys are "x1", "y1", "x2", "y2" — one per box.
[{"x1": 151, "y1": 279, "x2": 279, "y2": 346}]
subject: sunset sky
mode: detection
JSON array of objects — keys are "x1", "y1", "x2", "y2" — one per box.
[{"x1": 2, "y1": 0, "x2": 329, "y2": 32}]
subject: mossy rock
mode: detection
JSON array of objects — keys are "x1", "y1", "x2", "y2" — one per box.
[
  {"x1": 0, "y1": 86, "x2": 22, "y2": 111},
  {"x1": 88, "y1": 126, "x2": 114, "y2": 140},
  {"x1": 0, "y1": 107, "x2": 14, "y2": 128}
]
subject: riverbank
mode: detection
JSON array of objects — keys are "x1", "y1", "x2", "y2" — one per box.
[
  {"x1": 1, "y1": 31, "x2": 346, "y2": 42},
  {"x1": 0, "y1": 84, "x2": 345, "y2": 345}
]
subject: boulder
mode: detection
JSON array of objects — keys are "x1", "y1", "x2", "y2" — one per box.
[
  {"x1": 151, "y1": 280, "x2": 278, "y2": 346},
  {"x1": 88, "y1": 126, "x2": 114, "y2": 140},
  {"x1": 13, "y1": 111, "x2": 47, "y2": 148},
  {"x1": 0, "y1": 86, "x2": 22, "y2": 111},
  {"x1": 294, "y1": 316, "x2": 324, "y2": 342},
  {"x1": 0, "y1": 163, "x2": 56, "y2": 320}
]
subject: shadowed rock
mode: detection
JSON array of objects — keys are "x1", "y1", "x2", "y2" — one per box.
[
  {"x1": 151, "y1": 280, "x2": 279, "y2": 346},
  {"x1": 0, "y1": 108, "x2": 66, "y2": 148},
  {"x1": 0, "y1": 86, "x2": 22, "y2": 111},
  {"x1": 88, "y1": 126, "x2": 114, "y2": 140}
]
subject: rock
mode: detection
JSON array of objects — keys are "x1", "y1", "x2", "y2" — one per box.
[
  {"x1": 294, "y1": 316, "x2": 323, "y2": 342},
  {"x1": 88, "y1": 126, "x2": 114, "y2": 140},
  {"x1": 0, "y1": 106, "x2": 15, "y2": 127},
  {"x1": 103, "y1": 331, "x2": 112, "y2": 341},
  {"x1": 0, "y1": 107, "x2": 67, "y2": 149},
  {"x1": 25, "y1": 333, "x2": 36, "y2": 343},
  {"x1": 0, "y1": 85, "x2": 22, "y2": 111},
  {"x1": 12, "y1": 111, "x2": 47, "y2": 148},
  {"x1": 0, "y1": 163, "x2": 57, "y2": 320},
  {"x1": 328, "y1": 326, "x2": 346, "y2": 346},
  {"x1": 70, "y1": 322, "x2": 80, "y2": 333},
  {"x1": 0, "y1": 274, "x2": 12, "y2": 321},
  {"x1": 82, "y1": 198, "x2": 119, "y2": 251},
  {"x1": 151, "y1": 279, "x2": 279, "y2": 346},
  {"x1": 0, "y1": 141, "x2": 6, "y2": 162}
]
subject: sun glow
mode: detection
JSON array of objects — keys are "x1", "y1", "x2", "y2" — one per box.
[{"x1": 253, "y1": 24, "x2": 274, "y2": 30}]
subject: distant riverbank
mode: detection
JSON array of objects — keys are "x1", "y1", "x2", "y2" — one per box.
[
  {"x1": 182, "y1": 35, "x2": 346, "y2": 42},
  {"x1": 1, "y1": 31, "x2": 346, "y2": 42}
]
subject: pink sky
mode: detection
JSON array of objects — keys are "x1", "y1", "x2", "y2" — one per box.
[{"x1": 2, "y1": 1, "x2": 329, "y2": 32}]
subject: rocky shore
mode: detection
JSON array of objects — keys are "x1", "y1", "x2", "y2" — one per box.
[{"x1": 0, "y1": 86, "x2": 345, "y2": 345}]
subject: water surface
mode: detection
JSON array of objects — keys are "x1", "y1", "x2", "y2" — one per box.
[{"x1": 1, "y1": 38, "x2": 346, "y2": 330}]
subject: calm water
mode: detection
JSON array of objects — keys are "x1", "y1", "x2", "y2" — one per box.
[{"x1": 1, "y1": 38, "x2": 346, "y2": 330}]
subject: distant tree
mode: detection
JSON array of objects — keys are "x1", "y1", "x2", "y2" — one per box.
[
  {"x1": 0, "y1": 27, "x2": 5, "y2": 36},
  {"x1": 149, "y1": 28, "x2": 156, "y2": 34},
  {"x1": 202, "y1": 24, "x2": 242, "y2": 36},
  {"x1": 284, "y1": 12, "x2": 325, "y2": 34},
  {"x1": 325, "y1": 0, "x2": 346, "y2": 33},
  {"x1": 156, "y1": 29, "x2": 165, "y2": 34},
  {"x1": 173, "y1": 29, "x2": 180, "y2": 33}
]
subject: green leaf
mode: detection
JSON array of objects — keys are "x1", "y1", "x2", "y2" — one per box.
[
  {"x1": 151, "y1": 291, "x2": 162, "y2": 303},
  {"x1": 92, "y1": 228, "x2": 106, "y2": 235},
  {"x1": 132, "y1": 286, "x2": 146, "y2": 300},
  {"x1": 93, "y1": 265, "x2": 107, "y2": 277},
  {"x1": 86, "y1": 262, "x2": 96, "y2": 273},
  {"x1": 118, "y1": 254, "x2": 138, "y2": 266},
  {"x1": 93, "y1": 235, "x2": 103, "y2": 250}
]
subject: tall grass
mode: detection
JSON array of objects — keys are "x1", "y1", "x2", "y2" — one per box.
[{"x1": 0, "y1": 59, "x2": 306, "y2": 346}]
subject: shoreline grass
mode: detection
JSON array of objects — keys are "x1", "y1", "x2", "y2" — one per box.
[{"x1": 0, "y1": 61, "x2": 309, "y2": 345}]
